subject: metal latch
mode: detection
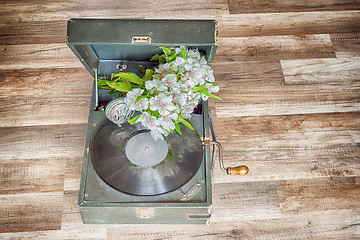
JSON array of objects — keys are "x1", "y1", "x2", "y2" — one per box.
[{"x1": 131, "y1": 36, "x2": 151, "y2": 43}]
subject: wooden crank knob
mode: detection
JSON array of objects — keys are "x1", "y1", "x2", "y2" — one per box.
[{"x1": 226, "y1": 165, "x2": 249, "y2": 175}]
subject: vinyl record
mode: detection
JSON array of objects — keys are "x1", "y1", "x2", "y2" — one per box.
[{"x1": 90, "y1": 120, "x2": 203, "y2": 196}]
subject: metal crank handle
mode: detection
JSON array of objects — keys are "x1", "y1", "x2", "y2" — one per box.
[{"x1": 205, "y1": 140, "x2": 249, "y2": 176}]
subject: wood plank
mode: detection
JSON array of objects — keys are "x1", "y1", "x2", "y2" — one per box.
[
  {"x1": 0, "y1": 43, "x2": 82, "y2": 70},
  {"x1": 1, "y1": 0, "x2": 360, "y2": 238},
  {"x1": 212, "y1": 61, "x2": 285, "y2": 87},
  {"x1": 331, "y1": 33, "x2": 360, "y2": 58},
  {"x1": 277, "y1": 177, "x2": 360, "y2": 215},
  {"x1": 0, "y1": 68, "x2": 92, "y2": 127},
  {"x1": 64, "y1": 157, "x2": 82, "y2": 191},
  {"x1": 213, "y1": 112, "x2": 360, "y2": 148},
  {"x1": 0, "y1": 214, "x2": 107, "y2": 239},
  {"x1": 0, "y1": 96, "x2": 91, "y2": 127},
  {"x1": 62, "y1": 191, "x2": 79, "y2": 215},
  {"x1": 218, "y1": 11, "x2": 360, "y2": 37},
  {"x1": 213, "y1": 146, "x2": 360, "y2": 183},
  {"x1": 0, "y1": 192, "x2": 63, "y2": 233},
  {"x1": 211, "y1": 113, "x2": 360, "y2": 182},
  {"x1": 106, "y1": 209, "x2": 359, "y2": 240},
  {"x1": 0, "y1": 213, "x2": 62, "y2": 234},
  {"x1": 0, "y1": 124, "x2": 87, "y2": 160},
  {"x1": 214, "y1": 34, "x2": 336, "y2": 62},
  {"x1": 281, "y1": 57, "x2": 360, "y2": 84},
  {"x1": 213, "y1": 112, "x2": 360, "y2": 135},
  {"x1": 215, "y1": 101, "x2": 360, "y2": 117},
  {"x1": 216, "y1": 83, "x2": 360, "y2": 103},
  {"x1": 60, "y1": 213, "x2": 107, "y2": 239},
  {"x1": 212, "y1": 181, "x2": 281, "y2": 221},
  {"x1": 228, "y1": 0, "x2": 360, "y2": 14},
  {"x1": 2, "y1": 11, "x2": 358, "y2": 45},
  {"x1": 0, "y1": 20, "x2": 67, "y2": 45},
  {"x1": 215, "y1": 128, "x2": 359, "y2": 149},
  {"x1": 0, "y1": 68, "x2": 92, "y2": 99},
  {"x1": 0, "y1": 0, "x2": 227, "y2": 23},
  {"x1": 0, "y1": 158, "x2": 65, "y2": 194}
]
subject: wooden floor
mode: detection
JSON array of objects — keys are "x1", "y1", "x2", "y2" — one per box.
[{"x1": 1, "y1": 0, "x2": 360, "y2": 239}]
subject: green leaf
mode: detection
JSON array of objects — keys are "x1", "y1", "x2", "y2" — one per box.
[
  {"x1": 168, "y1": 52, "x2": 177, "y2": 61},
  {"x1": 192, "y1": 85, "x2": 208, "y2": 93},
  {"x1": 199, "y1": 89, "x2": 222, "y2": 101},
  {"x1": 150, "y1": 54, "x2": 161, "y2": 61},
  {"x1": 205, "y1": 79, "x2": 217, "y2": 85},
  {"x1": 142, "y1": 69, "x2": 153, "y2": 81},
  {"x1": 158, "y1": 46, "x2": 171, "y2": 56},
  {"x1": 138, "y1": 65, "x2": 146, "y2": 73},
  {"x1": 118, "y1": 72, "x2": 143, "y2": 86},
  {"x1": 105, "y1": 80, "x2": 132, "y2": 92},
  {"x1": 122, "y1": 78, "x2": 132, "y2": 88},
  {"x1": 179, "y1": 117, "x2": 194, "y2": 130},
  {"x1": 97, "y1": 78, "x2": 108, "y2": 85},
  {"x1": 180, "y1": 48, "x2": 187, "y2": 60},
  {"x1": 128, "y1": 114, "x2": 141, "y2": 125},
  {"x1": 150, "y1": 110, "x2": 160, "y2": 119},
  {"x1": 174, "y1": 122, "x2": 182, "y2": 135},
  {"x1": 159, "y1": 55, "x2": 166, "y2": 64},
  {"x1": 111, "y1": 73, "x2": 120, "y2": 80},
  {"x1": 108, "y1": 90, "x2": 117, "y2": 95}
]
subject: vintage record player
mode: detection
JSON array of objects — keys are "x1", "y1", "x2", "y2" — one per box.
[{"x1": 67, "y1": 19, "x2": 248, "y2": 224}]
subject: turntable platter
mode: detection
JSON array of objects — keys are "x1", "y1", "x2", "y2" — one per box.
[{"x1": 90, "y1": 120, "x2": 203, "y2": 196}]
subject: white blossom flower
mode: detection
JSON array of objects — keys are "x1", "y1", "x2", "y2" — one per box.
[
  {"x1": 145, "y1": 79, "x2": 168, "y2": 93},
  {"x1": 124, "y1": 88, "x2": 149, "y2": 111},
  {"x1": 137, "y1": 112, "x2": 159, "y2": 131},
  {"x1": 159, "y1": 115, "x2": 176, "y2": 132},
  {"x1": 118, "y1": 47, "x2": 219, "y2": 140},
  {"x1": 162, "y1": 73, "x2": 180, "y2": 89},
  {"x1": 173, "y1": 56, "x2": 185, "y2": 66},
  {"x1": 149, "y1": 94, "x2": 177, "y2": 116},
  {"x1": 150, "y1": 127, "x2": 166, "y2": 140},
  {"x1": 174, "y1": 92, "x2": 188, "y2": 107}
]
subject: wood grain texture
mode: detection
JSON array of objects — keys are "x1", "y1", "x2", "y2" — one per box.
[
  {"x1": 0, "y1": 124, "x2": 87, "y2": 160},
  {"x1": 0, "y1": 20, "x2": 67, "y2": 45},
  {"x1": 277, "y1": 177, "x2": 360, "y2": 215},
  {"x1": 331, "y1": 33, "x2": 360, "y2": 58},
  {"x1": 213, "y1": 145, "x2": 360, "y2": 183},
  {"x1": 0, "y1": 0, "x2": 359, "y2": 238},
  {"x1": 214, "y1": 34, "x2": 336, "y2": 62},
  {"x1": 0, "y1": 192, "x2": 63, "y2": 233},
  {"x1": 0, "y1": 158, "x2": 65, "y2": 194},
  {"x1": 212, "y1": 61, "x2": 285, "y2": 87},
  {"x1": 281, "y1": 57, "x2": 360, "y2": 84},
  {"x1": 0, "y1": 0, "x2": 228, "y2": 23},
  {"x1": 0, "y1": 68, "x2": 92, "y2": 99},
  {"x1": 212, "y1": 181, "x2": 282, "y2": 221},
  {"x1": 218, "y1": 11, "x2": 360, "y2": 37},
  {"x1": 106, "y1": 209, "x2": 360, "y2": 240},
  {"x1": 228, "y1": 0, "x2": 360, "y2": 14},
  {"x1": 0, "y1": 44, "x2": 82, "y2": 70}
]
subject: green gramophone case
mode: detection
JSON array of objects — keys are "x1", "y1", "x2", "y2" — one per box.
[{"x1": 67, "y1": 19, "x2": 218, "y2": 224}]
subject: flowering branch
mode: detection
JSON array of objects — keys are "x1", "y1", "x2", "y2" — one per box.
[{"x1": 98, "y1": 46, "x2": 221, "y2": 140}]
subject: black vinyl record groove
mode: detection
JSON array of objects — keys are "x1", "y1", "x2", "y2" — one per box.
[{"x1": 90, "y1": 120, "x2": 203, "y2": 196}]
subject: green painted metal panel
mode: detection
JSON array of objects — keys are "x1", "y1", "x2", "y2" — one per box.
[{"x1": 68, "y1": 19, "x2": 217, "y2": 224}]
